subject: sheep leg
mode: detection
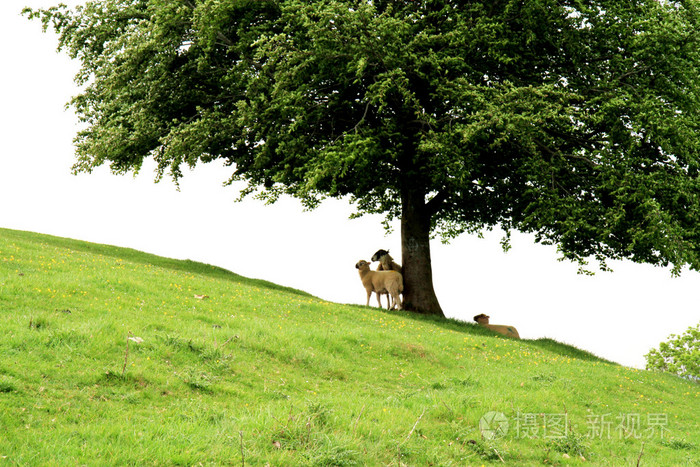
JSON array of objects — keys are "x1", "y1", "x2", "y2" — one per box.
[
  {"x1": 366, "y1": 290, "x2": 372, "y2": 307},
  {"x1": 392, "y1": 291, "x2": 403, "y2": 310},
  {"x1": 376, "y1": 291, "x2": 383, "y2": 308},
  {"x1": 385, "y1": 292, "x2": 391, "y2": 310},
  {"x1": 385, "y1": 286, "x2": 396, "y2": 310}
]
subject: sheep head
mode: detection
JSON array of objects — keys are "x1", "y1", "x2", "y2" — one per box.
[
  {"x1": 371, "y1": 249, "x2": 390, "y2": 262},
  {"x1": 473, "y1": 313, "x2": 490, "y2": 324}
]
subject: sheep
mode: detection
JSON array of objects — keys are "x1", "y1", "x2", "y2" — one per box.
[
  {"x1": 355, "y1": 260, "x2": 403, "y2": 310},
  {"x1": 370, "y1": 249, "x2": 402, "y2": 309},
  {"x1": 370, "y1": 249, "x2": 402, "y2": 273},
  {"x1": 473, "y1": 314, "x2": 520, "y2": 339}
]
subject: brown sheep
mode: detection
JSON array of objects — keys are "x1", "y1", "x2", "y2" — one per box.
[
  {"x1": 355, "y1": 260, "x2": 403, "y2": 310},
  {"x1": 473, "y1": 314, "x2": 520, "y2": 339},
  {"x1": 371, "y1": 249, "x2": 402, "y2": 272},
  {"x1": 370, "y1": 249, "x2": 402, "y2": 309}
]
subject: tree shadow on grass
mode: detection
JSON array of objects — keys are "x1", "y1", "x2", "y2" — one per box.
[{"x1": 381, "y1": 308, "x2": 615, "y2": 365}]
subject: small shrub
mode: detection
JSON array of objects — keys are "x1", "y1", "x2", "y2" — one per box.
[
  {"x1": 162, "y1": 334, "x2": 204, "y2": 354},
  {"x1": 308, "y1": 443, "x2": 359, "y2": 467},
  {"x1": 98, "y1": 370, "x2": 148, "y2": 388},
  {"x1": 546, "y1": 431, "x2": 589, "y2": 458},
  {"x1": 307, "y1": 402, "x2": 331, "y2": 427},
  {"x1": 323, "y1": 368, "x2": 348, "y2": 381},
  {"x1": 661, "y1": 438, "x2": 696, "y2": 451},
  {"x1": 28, "y1": 316, "x2": 49, "y2": 330},
  {"x1": 531, "y1": 372, "x2": 557, "y2": 383},
  {"x1": 455, "y1": 375, "x2": 480, "y2": 387},
  {"x1": 466, "y1": 439, "x2": 507, "y2": 462},
  {"x1": 182, "y1": 368, "x2": 215, "y2": 392},
  {"x1": 0, "y1": 376, "x2": 17, "y2": 393}
]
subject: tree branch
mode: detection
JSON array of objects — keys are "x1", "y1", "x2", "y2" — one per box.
[
  {"x1": 426, "y1": 190, "x2": 448, "y2": 216},
  {"x1": 353, "y1": 101, "x2": 371, "y2": 132}
]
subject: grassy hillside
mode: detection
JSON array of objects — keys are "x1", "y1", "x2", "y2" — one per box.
[{"x1": 0, "y1": 227, "x2": 697, "y2": 466}]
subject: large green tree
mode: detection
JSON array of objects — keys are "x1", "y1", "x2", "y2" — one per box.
[{"x1": 26, "y1": 0, "x2": 700, "y2": 316}]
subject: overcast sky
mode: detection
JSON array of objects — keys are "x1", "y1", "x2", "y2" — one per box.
[{"x1": 3, "y1": 0, "x2": 698, "y2": 369}]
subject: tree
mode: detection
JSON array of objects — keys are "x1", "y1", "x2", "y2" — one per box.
[
  {"x1": 645, "y1": 323, "x2": 700, "y2": 381},
  {"x1": 25, "y1": 0, "x2": 700, "y2": 316}
]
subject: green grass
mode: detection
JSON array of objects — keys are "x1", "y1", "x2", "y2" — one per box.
[{"x1": 0, "y1": 227, "x2": 698, "y2": 466}]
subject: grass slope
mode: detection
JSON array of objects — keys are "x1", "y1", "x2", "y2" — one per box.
[{"x1": 0, "y1": 227, "x2": 698, "y2": 466}]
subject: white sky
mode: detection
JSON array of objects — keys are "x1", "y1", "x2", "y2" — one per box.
[{"x1": 3, "y1": 1, "x2": 698, "y2": 369}]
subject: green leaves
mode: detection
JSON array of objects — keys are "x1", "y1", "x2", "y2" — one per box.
[
  {"x1": 26, "y1": 0, "x2": 700, "y2": 274},
  {"x1": 646, "y1": 324, "x2": 700, "y2": 381}
]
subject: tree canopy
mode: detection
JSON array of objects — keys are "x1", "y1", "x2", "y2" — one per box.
[{"x1": 26, "y1": 0, "x2": 700, "y2": 315}]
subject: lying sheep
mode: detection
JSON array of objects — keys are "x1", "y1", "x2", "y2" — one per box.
[
  {"x1": 473, "y1": 314, "x2": 520, "y2": 339},
  {"x1": 371, "y1": 249, "x2": 402, "y2": 273},
  {"x1": 355, "y1": 260, "x2": 403, "y2": 310}
]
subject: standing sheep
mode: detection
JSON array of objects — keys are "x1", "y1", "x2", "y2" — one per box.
[
  {"x1": 371, "y1": 249, "x2": 402, "y2": 272},
  {"x1": 355, "y1": 260, "x2": 404, "y2": 310},
  {"x1": 370, "y1": 249, "x2": 402, "y2": 309}
]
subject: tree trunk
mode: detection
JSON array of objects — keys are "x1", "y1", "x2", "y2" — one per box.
[{"x1": 400, "y1": 187, "x2": 444, "y2": 317}]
